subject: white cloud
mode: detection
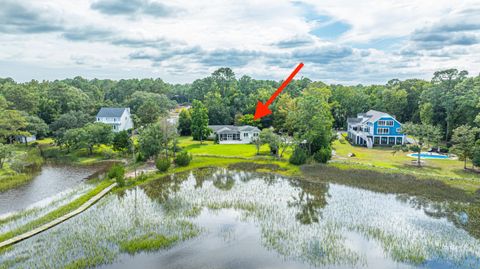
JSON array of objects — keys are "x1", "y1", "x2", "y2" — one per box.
[{"x1": 0, "y1": 0, "x2": 479, "y2": 84}]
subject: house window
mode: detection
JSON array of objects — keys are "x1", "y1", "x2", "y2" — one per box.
[
  {"x1": 381, "y1": 137, "x2": 388, "y2": 144},
  {"x1": 378, "y1": 120, "x2": 394, "y2": 126},
  {"x1": 97, "y1": 118, "x2": 99, "y2": 121},
  {"x1": 244, "y1": 133, "x2": 249, "y2": 138},
  {"x1": 374, "y1": 137, "x2": 380, "y2": 144},
  {"x1": 253, "y1": 133, "x2": 258, "y2": 137},
  {"x1": 396, "y1": 137, "x2": 403, "y2": 144},
  {"x1": 378, "y1": 128, "x2": 389, "y2": 134},
  {"x1": 388, "y1": 137, "x2": 395, "y2": 145},
  {"x1": 396, "y1": 128, "x2": 401, "y2": 133}
]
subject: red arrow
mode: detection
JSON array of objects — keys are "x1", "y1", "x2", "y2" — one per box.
[{"x1": 254, "y1": 62, "x2": 304, "y2": 120}]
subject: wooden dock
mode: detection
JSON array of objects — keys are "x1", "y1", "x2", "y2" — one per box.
[{"x1": 0, "y1": 182, "x2": 117, "y2": 249}]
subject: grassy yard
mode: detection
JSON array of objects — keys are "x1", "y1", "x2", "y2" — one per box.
[
  {"x1": 178, "y1": 136, "x2": 293, "y2": 158},
  {"x1": 332, "y1": 135, "x2": 480, "y2": 192},
  {"x1": 38, "y1": 139, "x2": 124, "y2": 165},
  {"x1": 0, "y1": 145, "x2": 44, "y2": 192}
]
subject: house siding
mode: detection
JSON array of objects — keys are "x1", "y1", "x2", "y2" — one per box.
[
  {"x1": 96, "y1": 108, "x2": 134, "y2": 132},
  {"x1": 373, "y1": 117, "x2": 403, "y2": 136},
  {"x1": 347, "y1": 111, "x2": 406, "y2": 148}
]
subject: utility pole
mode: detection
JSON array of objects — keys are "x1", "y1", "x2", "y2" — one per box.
[{"x1": 131, "y1": 130, "x2": 136, "y2": 178}]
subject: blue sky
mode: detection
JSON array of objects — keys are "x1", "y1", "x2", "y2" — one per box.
[{"x1": 0, "y1": 0, "x2": 479, "y2": 84}]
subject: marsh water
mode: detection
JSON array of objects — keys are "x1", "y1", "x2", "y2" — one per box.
[
  {"x1": 1, "y1": 168, "x2": 479, "y2": 269},
  {"x1": 0, "y1": 164, "x2": 107, "y2": 215}
]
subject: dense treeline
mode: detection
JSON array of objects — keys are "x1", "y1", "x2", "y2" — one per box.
[{"x1": 1, "y1": 68, "x2": 480, "y2": 147}]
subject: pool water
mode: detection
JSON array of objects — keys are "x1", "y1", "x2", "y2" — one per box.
[{"x1": 408, "y1": 153, "x2": 450, "y2": 159}]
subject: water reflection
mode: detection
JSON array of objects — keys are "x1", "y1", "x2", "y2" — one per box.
[
  {"x1": 0, "y1": 164, "x2": 108, "y2": 214},
  {"x1": 288, "y1": 180, "x2": 329, "y2": 225},
  {"x1": 2, "y1": 168, "x2": 480, "y2": 269}
]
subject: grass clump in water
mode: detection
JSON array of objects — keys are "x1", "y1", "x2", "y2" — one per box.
[{"x1": 119, "y1": 233, "x2": 179, "y2": 254}]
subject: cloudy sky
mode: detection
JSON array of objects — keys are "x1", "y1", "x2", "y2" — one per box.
[{"x1": 1, "y1": 0, "x2": 480, "y2": 84}]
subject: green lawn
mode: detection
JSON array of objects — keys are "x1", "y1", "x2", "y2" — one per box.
[
  {"x1": 332, "y1": 135, "x2": 480, "y2": 192},
  {"x1": 178, "y1": 136, "x2": 292, "y2": 158}
]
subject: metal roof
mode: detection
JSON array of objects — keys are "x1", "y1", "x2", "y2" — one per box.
[
  {"x1": 208, "y1": 125, "x2": 260, "y2": 134},
  {"x1": 96, "y1": 107, "x2": 129, "y2": 118}
]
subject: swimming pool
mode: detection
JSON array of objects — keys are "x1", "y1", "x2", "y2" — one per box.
[{"x1": 408, "y1": 152, "x2": 451, "y2": 159}]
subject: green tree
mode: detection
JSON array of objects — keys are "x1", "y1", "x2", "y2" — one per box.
[
  {"x1": 419, "y1": 102, "x2": 434, "y2": 125},
  {"x1": 138, "y1": 122, "x2": 164, "y2": 159},
  {"x1": 191, "y1": 100, "x2": 211, "y2": 143},
  {"x1": 63, "y1": 127, "x2": 88, "y2": 152},
  {"x1": 0, "y1": 109, "x2": 29, "y2": 143},
  {"x1": 0, "y1": 95, "x2": 8, "y2": 110},
  {"x1": 451, "y1": 125, "x2": 479, "y2": 169},
  {"x1": 260, "y1": 128, "x2": 280, "y2": 156},
  {"x1": 0, "y1": 143, "x2": 14, "y2": 168},
  {"x1": 178, "y1": 109, "x2": 192, "y2": 136},
  {"x1": 0, "y1": 82, "x2": 39, "y2": 114},
  {"x1": 23, "y1": 113, "x2": 49, "y2": 140},
  {"x1": 252, "y1": 135, "x2": 263, "y2": 155},
  {"x1": 83, "y1": 123, "x2": 114, "y2": 155},
  {"x1": 50, "y1": 111, "x2": 92, "y2": 139},
  {"x1": 288, "y1": 84, "x2": 334, "y2": 158},
  {"x1": 472, "y1": 141, "x2": 480, "y2": 168},
  {"x1": 272, "y1": 94, "x2": 296, "y2": 132},
  {"x1": 204, "y1": 91, "x2": 231, "y2": 125},
  {"x1": 112, "y1": 130, "x2": 131, "y2": 153},
  {"x1": 236, "y1": 114, "x2": 260, "y2": 127},
  {"x1": 401, "y1": 123, "x2": 442, "y2": 166}
]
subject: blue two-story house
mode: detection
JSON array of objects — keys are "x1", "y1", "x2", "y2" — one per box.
[{"x1": 347, "y1": 110, "x2": 406, "y2": 148}]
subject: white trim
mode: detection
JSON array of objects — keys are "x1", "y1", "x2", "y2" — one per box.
[{"x1": 378, "y1": 128, "x2": 390, "y2": 134}]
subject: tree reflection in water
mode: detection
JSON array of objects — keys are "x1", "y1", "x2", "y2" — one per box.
[{"x1": 288, "y1": 180, "x2": 329, "y2": 225}]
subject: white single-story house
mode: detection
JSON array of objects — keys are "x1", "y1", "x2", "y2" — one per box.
[
  {"x1": 208, "y1": 125, "x2": 260, "y2": 144},
  {"x1": 96, "y1": 107, "x2": 134, "y2": 132}
]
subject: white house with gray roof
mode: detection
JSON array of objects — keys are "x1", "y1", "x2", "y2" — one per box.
[
  {"x1": 347, "y1": 110, "x2": 405, "y2": 148},
  {"x1": 96, "y1": 107, "x2": 134, "y2": 132},
  {"x1": 208, "y1": 125, "x2": 260, "y2": 144}
]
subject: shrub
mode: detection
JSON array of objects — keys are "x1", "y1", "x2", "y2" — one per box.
[
  {"x1": 289, "y1": 147, "x2": 308, "y2": 165},
  {"x1": 101, "y1": 147, "x2": 115, "y2": 159},
  {"x1": 156, "y1": 158, "x2": 171, "y2": 172},
  {"x1": 136, "y1": 152, "x2": 146, "y2": 162},
  {"x1": 41, "y1": 147, "x2": 63, "y2": 159},
  {"x1": 107, "y1": 164, "x2": 125, "y2": 180},
  {"x1": 175, "y1": 151, "x2": 192, "y2": 166},
  {"x1": 409, "y1": 145, "x2": 421, "y2": 153},
  {"x1": 439, "y1": 146, "x2": 449, "y2": 153},
  {"x1": 313, "y1": 147, "x2": 331, "y2": 163},
  {"x1": 116, "y1": 176, "x2": 125, "y2": 187}
]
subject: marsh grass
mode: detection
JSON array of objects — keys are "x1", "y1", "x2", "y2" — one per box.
[
  {"x1": 0, "y1": 180, "x2": 113, "y2": 245},
  {"x1": 0, "y1": 186, "x2": 201, "y2": 269},
  {"x1": 0, "y1": 174, "x2": 34, "y2": 193},
  {"x1": 302, "y1": 164, "x2": 477, "y2": 203},
  {"x1": 0, "y1": 184, "x2": 93, "y2": 234},
  {"x1": 2, "y1": 168, "x2": 480, "y2": 268},
  {"x1": 119, "y1": 234, "x2": 179, "y2": 254}
]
